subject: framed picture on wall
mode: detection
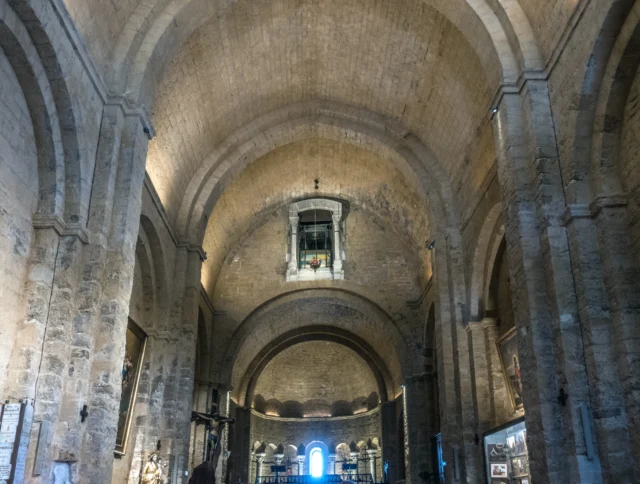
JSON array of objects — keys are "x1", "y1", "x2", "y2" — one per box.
[
  {"x1": 115, "y1": 318, "x2": 147, "y2": 455},
  {"x1": 510, "y1": 455, "x2": 530, "y2": 478},
  {"x1": 490, "y1": 463, "x2": 508, "y2": 478},
  {"x1": 496, "y1": 327, "x2": 524, "y2": 411}
]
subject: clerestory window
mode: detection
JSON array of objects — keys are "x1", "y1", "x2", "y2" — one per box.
[{"x1": 286, "y1": 199, "x2": 345, "y2": 282}]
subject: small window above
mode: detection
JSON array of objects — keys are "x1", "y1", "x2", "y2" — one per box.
[{"x1": 286, "y1": 199, "x2": 345, "y2": 282}]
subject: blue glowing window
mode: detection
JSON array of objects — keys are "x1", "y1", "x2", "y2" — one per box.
[{"x1": 310, "y1": 448, "x2": 323, "y2": 477}]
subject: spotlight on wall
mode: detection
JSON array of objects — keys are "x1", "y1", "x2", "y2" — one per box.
[
  {"x1": 427, "y1": 240, "x2": 436, "y2": 251},
  {"x1": 491, "y1": 107, "x2": 498, "y2": 114}
]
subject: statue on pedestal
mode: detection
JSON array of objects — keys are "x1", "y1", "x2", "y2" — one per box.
[{"x1": 141, "y1": 453, "x2": 163, "y2": 484}]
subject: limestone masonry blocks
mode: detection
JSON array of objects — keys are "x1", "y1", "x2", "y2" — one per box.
[{"x1": 0, "y1": 1, "x2": 638, "y2": 483}]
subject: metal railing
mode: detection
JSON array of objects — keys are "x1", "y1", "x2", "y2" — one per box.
[{"x1": 255, "y1": 474, "x2": 374, "y2": 484}]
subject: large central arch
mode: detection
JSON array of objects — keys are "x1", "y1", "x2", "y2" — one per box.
[
  {"x1": 239, "y1": 326, "x2": 394, "y2": 408},
  {"x1": 220, "y1": 288, "x2": 413, "y2": 398}
]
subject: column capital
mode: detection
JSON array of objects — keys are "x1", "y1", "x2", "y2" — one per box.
[{"x1": 481, "y1": 317, "x2": 498, "y2": 330}]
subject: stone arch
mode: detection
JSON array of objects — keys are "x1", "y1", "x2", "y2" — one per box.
[
  {"x1": 112, "y1": 0, "x2": 523, "y2": 108},
  {"x1": 136, "y1": 215, "x2": 169, "y2": 329},
  {"x1": 139, "y1": 215, "x2": 169, "y2": 315},
  {"x1": 221, "y1": 289, "x2": 411, "y2": 396},
  {"x1": 305, "y1": 441, "x2": 328, "y2": 476},
  {"x1": 134, "y1": 227, "x2": 156, "y2": 329},
  {"x1": 176, "y1": 101, "x2": 456, "y2": 245},
  {"x1": 484, "y1": 0, "x2": 543, "y2": 71},
  {"x1": 0, "y1": 0, "x2": 75, "y2": 221},
  {"x1": 568, "y1": 0, "x2": 639, "y2": 204},
  {"x1": 469, "y1": 203, "x2": 504, "y2": 320},
  {"x1": 590, "y1": 3, "x2": 640, "y2": 198},
  {"x1": 239, "y1": 327, "x2": 393, "y2": 408}
]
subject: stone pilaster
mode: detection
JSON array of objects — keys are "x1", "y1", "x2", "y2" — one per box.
[
  {"x1": 466, "y1": 322, "x2": 489, "y2": 476},
  {"x1": 563, "y1": 207, "x2": 634, "y2": 481},
  {"x1": 592, "y1": 200, "x2": 640, "y2": 474},
  {"x1": 493, "y1": 85, "x2": 600, "y2": 483},
  {"x1": 481, "y1": 318, "x2": 509, "y2": 426},
  {"x1": 434, "y1": 228, "x2": 479, "y2": 483},
  {"x1": 332, "y1": 214, "x2": 343, "y2": 275},
  {"x1": 403, "y1": 375, "x2": 436, "y2": 484},
  {"x1": 79, "y1": 112, "x2": 149, "y2": 484},
  {"x1": 287, "y1": 216, "x2": 299, "y2": 278},
  {"x1": 231, "y1": 406, "x2": 251, "y2": 484},
  {"x1": 380, "y1": 401, "x2": 398, "y2": 483},
  {"x1": 171, "y1": 248, "x2": 204, "y2": 483}
]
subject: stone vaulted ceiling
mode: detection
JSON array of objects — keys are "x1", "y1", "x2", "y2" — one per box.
[
  {"x1": 251, "y1": 340, "x2": 381, "y2": 418},
  {"x1": 141, "y1": 0, "x2": 496, "y2": 225},
  {"x1": 60, "y1": 0, "x2": 523, "y2": 393}
]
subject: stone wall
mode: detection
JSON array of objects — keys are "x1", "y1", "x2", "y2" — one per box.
[
  {"x1": 0, "y1": 46, "x2": 37, "y2": 397},
  {"x1": 622, "y1": 66, "x2": 640, "y2": 265},
  {"x1": 252, "y1": 341, "x2": 380, "y2": 418},
  {"x1": 212, "y1": 203, "x2": 425, "y2": 392},
  {"x1": 249, "y1": 409, "x2": 383, "y2": 483}
]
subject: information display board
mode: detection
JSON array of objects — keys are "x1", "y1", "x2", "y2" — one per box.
[{"x1": 0, "y1": 403, "x2": 27, "y2": 484}]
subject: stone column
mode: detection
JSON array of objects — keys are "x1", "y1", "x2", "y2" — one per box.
[
  {"x1": 287, "y1": 216, "x2": 299, "y2": 278},
  {"x1": 481, "y1": 318, "x2": 509, "y2": 426},
  {"x1": 255, "y1": 453, "x2": 266, "y2": 478},
  {"x1": 126, "y1": 334, "x2": 177, "y2": 483},
  {"x1": 79, "y1": 112, "x2": 149, "y2": 484},
  {"x1": 467, "y1": 321, "x2": 490, "y2": 476},
  {"x1": 432, "y1": 229, "x2": 479, "y2": 483},
  {"x1": 563, "y1": 206, "x2": 636, "y2": 480},
  {"x1": 331, "y1": 214, "x2": 343, "y2": 276},
  {"x1": 592, "y1": 201, "x2": 640, "y2": 472},
  {"x1": 171, "y1": 248, "x2": 204, "y2": 483},
  {"x1": 467, "y1": 322, "x2": 490, "y2": 431},
  {"x1": 403, "y1": 376, "x2": 435, "y2": 484},
  {"x1": 366, "y1": 449, "x2": 378, "y2": 481},
  {"x1": 297, "y1": 456, "x2": 305, "y2": 475},
  {"x1": 231, "y1": 406, "x2": 251, "y2": 484},
  {"x1": 493, "y1": 86, "x2": 600, "y2": 483},
  {"x1": 328, "y1": 454, "x2": 337, "y2": 475},
  {"x1": 380, "y1": 400, "x2": 398, "y2": 483},
  {"x1": 4, "y1": 104, "x2": 152, "y2": 483}
]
